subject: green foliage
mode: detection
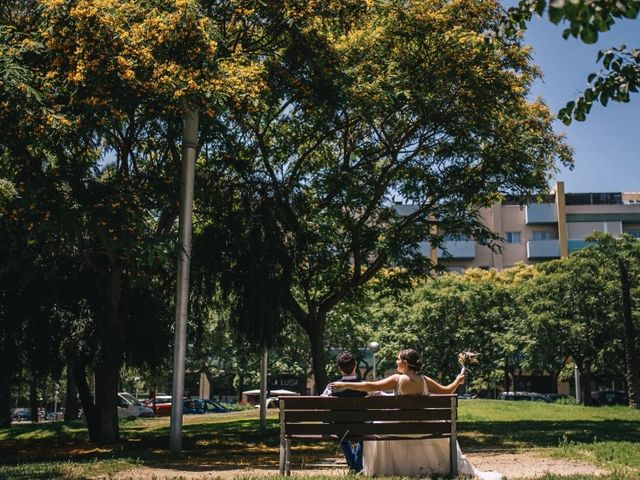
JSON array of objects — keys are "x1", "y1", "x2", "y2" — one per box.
[
  {"x1": 500, "y1": 0, "x2": 639, "y2": 44},
  {"x1": 0, "y1": 178, "x2": 17, "y2": 204},
  {"x1": 558, "y1": 46, "x2": 639, "y2": 124},
  {"x1": 498, "y1": 0, "x2": 639, "y2": 123},
  {"x1": 193, "y1": 0, "x2": 571, "y2": 391}
]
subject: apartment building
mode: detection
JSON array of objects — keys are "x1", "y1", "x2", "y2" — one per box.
[{"x1": 420, "y1": 182, "x2": 640, "y2": 271}]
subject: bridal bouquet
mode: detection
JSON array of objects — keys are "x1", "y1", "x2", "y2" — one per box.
[{"x1": 458, "y1": 350, "x2": 479, "y2": 375}]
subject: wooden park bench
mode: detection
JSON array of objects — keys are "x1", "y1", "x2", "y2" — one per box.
[{"x1": 279, "y1": 394, "x2": 458, "y2": 476}]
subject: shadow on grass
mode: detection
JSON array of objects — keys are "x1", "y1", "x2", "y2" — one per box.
[
  {"x1": 3, "y1": 416, "x2": 639, "y2": 474},
  {"x1": 0, "y1": 420, "x2": 86, "y2": 442},
  {"x1": 458, "y1": 419, "x2": 640, "y2": 450},
  {"x1": 0, "y1": 417, "x2": 336, "y2": 473}
]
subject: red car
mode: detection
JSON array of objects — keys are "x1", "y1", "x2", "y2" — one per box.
[
  {"x1": 143, "y1": 396, "x2": 173, "y2": 416},
  {"x1": 143, "y1": 397, "x2": 207, "y2": 416}
]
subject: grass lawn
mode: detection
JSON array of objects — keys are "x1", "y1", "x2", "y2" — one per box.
[{"x1": 0, "y1": 401, "x2": 639, "y2": 479}]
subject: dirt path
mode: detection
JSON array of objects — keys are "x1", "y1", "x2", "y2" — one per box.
[
  {"x1": 467, "y1": 451, "x2": 608, "y2": 478},
  {"x1": 110, "y1": 451, "x2": 609, "y2": 479}
]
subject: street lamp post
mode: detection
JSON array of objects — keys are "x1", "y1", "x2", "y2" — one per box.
[
  {"x1": 134, "y1": 377, "x2": 141, "y2": 400},
  {"x1": 169, "y1": 108, "x2": 199, "y2": 454},
  {"x1": 368, "y1": 342, "x2": 380, "y2": 381},
  {"x1": 574, "y1": 364, "x2": 581, "y2": 404},
  {"x1": 259, "y1": 347, "x2": 268, "y2": 432},
  {"x1": 54, "y1": 384, "x2": 59, "y2": 420}
]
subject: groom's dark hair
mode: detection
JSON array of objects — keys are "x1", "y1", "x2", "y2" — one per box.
[{"x1": 337, "y1": 351, "x2": 357, "y2": 374}]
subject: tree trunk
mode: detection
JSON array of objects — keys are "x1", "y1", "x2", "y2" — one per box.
[
  {"x1": 236, "y1": 372, "x2": 244, "y2": 403},
  {"x1": 92, "y1": 269, "x2": 124, "y2": 443},
  {"x1": 581, "y1": 366, "x2": 593, "y2": 406},
  {"x1": 619, "y1": 260, "x2": 639, "y2": 408},
  {"x1": 29, "y1": 378, "x2": 39, "y2": 423},
  {"x1": 41, "y1": 381, "x2": 48, "y2": 417},
  {"x1": 94, "y1": 360, "x2": 120, "y2": 442},
  {"x1": 0, "y1": 373, "x2": 12, "y2": 427},
  {"x1": 64, "y1": 361, "x2": 80, "y2": 422},
  {"x1": 503, "y1": 360, "x2": 511, "y2": 392},
  {"x1": 73, "y1": 359, "x2": 97, "y2": 441},
  {"x1": 551, "y1": 368, "x2": 560, "y2": 394},
  {"x1": 306, "y1": 317, "x2": 327, "y2": 395}
]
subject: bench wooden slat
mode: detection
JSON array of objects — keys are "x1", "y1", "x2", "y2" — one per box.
[
  {"x1": 284, "y1": 421, "x2": 451, "y2": 436},
  {"x1": 279, "y1": 395, "x2": 458, "y2": 477},
  {"x1": 288, "y1": 433, "x2": 452, "y2": 441},
  {"x1": 285, "y1": 409, "x2": 452, "y2": 422},
  {"x1": 281, "y1": 395, "x2": 455, "y2": 410}
]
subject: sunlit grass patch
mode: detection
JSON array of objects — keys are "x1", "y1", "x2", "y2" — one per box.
[
  {"x1": 1, "y1": 401, "x2": 639, "y2": 479},
  {"x1": 550, "y1": 438, "x2": 640, "y2": 470}
]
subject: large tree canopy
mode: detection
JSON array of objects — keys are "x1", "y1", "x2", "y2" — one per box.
[
  {"x1": 0, "y1": 0, "x2": 313, "y2": 440},
  {"x1": 195, "y1": 0, "x2": 572, "y2": 392}
]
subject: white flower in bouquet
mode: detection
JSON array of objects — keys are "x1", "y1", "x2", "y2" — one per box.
[{"x1": 458, "y1": 350, "x2": 479, "y2": 375}]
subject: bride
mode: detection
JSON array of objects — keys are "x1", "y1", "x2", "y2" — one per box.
[{"x1": 328, "y1": 348, "x2": 502, "y2": 479}]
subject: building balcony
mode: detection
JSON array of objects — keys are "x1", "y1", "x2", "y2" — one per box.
[
  {"x1": 437, "y1": 240, "x2": 476, "y2": 259},
  {"x1": 418, "y1": 240, "x2": 476, "y2": 259},
  {"x1": 568, "y1": 239, "x2": 592, "y2": 253},
  {"x1": 525, "y1": 203, "x2": 557, "y2": 224},
  {"x1": 526, "y1": 239, "x2": 560, "y2": 259}
]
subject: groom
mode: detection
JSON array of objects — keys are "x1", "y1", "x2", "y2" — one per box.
[{"x1": 321, "y1": 351, "x2": 366, "y2": 473}]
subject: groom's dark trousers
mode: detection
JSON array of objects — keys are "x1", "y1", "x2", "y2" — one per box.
[{"x1": 325, "y1": 378, "x2": 367, "y2": 472}]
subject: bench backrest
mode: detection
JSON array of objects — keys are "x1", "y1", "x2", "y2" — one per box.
[{"x1": 280, "y1": 395, "x2": 457, "y2": 440}]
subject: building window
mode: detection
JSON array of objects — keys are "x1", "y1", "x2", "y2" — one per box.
[
  {"x1": 626, "y1": 229, "x2": 640, "y2": 239},
  {"x1": 532, "y1": 231, "x2": 550, "y2": 241},
  {"x1": 505, "y1": 232, "x2": 521, "y2": 243},
  {"x1": 443, "y1": 233, "x2": 469, "y2": 241}
]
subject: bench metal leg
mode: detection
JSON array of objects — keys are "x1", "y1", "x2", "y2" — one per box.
[
  {"x1": 279, "y1": 442, "x2": 285, "y2": 474},
  {"x1": 285, "y1": 438, "x2": 292, "y2": 475},
  {"x1": 279, "y1": 433, "x2": 286, "y2": 475},
  {"x1": 450, "y1": 396, "x2": 458, "y2": 478},
  {"x1": 279, "y1": 402, "x2": 287, "y2": 475},
  {"x1": 450, "y1": 436, "x2": 458, "y2": 478}
]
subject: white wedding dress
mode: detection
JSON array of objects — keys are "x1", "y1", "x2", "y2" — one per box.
[{"x1": 362, "y1": 378, "x2": 502, "y2": 479}]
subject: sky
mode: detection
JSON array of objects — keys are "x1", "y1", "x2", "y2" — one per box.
[{"x1": 513, "y1": 10, "x2": 639, "y2": 193}]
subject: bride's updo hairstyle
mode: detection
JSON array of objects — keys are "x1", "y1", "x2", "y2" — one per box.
[{"x1": 399, "y1": 348, "x2": 423, "y2": 372}]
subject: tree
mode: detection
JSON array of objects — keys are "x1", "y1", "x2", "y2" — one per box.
[
  {"x1": 196, "y1": 0, "x2": 571, "y2": 392},
  {"x1": 499, "y1": 0, "x2": 639, "y2": 123},
  {"x1": 0, "y1": 0, "x2": 268, "y2": 440},
  {"x1": 579, "y1": 232, "x2": 640, "y2": 408},
  {"x1": 515, "y1": 267, "x2": 573, "y2": 394},
  {"x1": 520, "y1": 255, "x2": 616, "y2": 404}
]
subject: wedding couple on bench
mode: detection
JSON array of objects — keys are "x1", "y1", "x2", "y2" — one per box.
[{"x1": 323, "y1": 349, "x2": 502, "y2": 479}]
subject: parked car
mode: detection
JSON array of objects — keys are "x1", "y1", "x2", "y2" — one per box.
[
  {"x1": 118, "y1": 392, "x2": 154, "y2": 419},
  {"x1": 458, "y1": 393, "x2": 478, "y2": 400},
  {"x1": 591, "y1": 390, "x2": 629, "y2": 406},
  {"x1": 199, "y1": 399, "x2": 231, "y2": 413},
  {"x1": 11, "y1": 408, "x2": 32, "y2": 421},
  {"x1": 144, "y1": 397, "x2": 223, "y2": 416},
  {"x1": 500, "y1": 391, "x2": 550, "y2": 402},
  {"x1": 545, "y1": 394, "x2": 570, "y2": 403},
  {"x1": 44, "y1": 411, "x2": 61, "y2": 421},
  {"x1": 144, "y1": 397, "x2": 171, "y2": 416},
  {"x1": 254, "y1": 397, "x2": 281, "y2": 409},
  {"x1": 183, "y1": 399, "x2": 206, "y2": 414},
  {"x1": 143, "y1": 395, "x2": 172, "y2": 415},
  {"x1": 149, "y1": 395, "x2": 172, "y2": 404}
]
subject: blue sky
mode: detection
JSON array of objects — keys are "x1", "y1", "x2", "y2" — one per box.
[{"x1": 515, "y1": 12, "x2": 639, "y2": 193}]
